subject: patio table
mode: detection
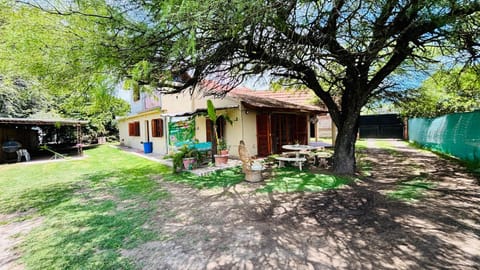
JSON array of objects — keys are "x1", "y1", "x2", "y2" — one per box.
[
  {"x1": 282, "y1": 144, "x2": 315, "y2": 158},
  {"x1": 277, "y1": 144, "x2": 315, "y2": 170}
]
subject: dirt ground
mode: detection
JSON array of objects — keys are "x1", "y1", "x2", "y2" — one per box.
[
  {"x1": 124, "y1": 140, "x2": 480, "y2": 270},
  {"x1": 1, "y1": 140, "x2": 479, "y2": 270},
  {"x1": 0, "y1": 214, "x2": 42, "y2": 270}
]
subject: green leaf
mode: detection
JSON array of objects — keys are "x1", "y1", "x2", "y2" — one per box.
[{"x1": 207, "y1": 99, "x2": 217, "y2": 122}]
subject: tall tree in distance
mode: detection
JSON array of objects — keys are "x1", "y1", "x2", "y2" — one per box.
[
  {"x1": 397, "y1": 66, "x2": 480, "y2": 118},
  {"x1": 0, "y1": 1, "x2": 129, "y2": 136},
  {"x1": 15, "y1": 0, "x2": 480, "y2": 174},
  {"x1": 0, "y1": 77, "x2": 50, "y2": 118}
]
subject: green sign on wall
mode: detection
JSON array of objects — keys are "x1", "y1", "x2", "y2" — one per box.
[{"x1": 168, "y1": 117, "x2": 195, "y2": 147}]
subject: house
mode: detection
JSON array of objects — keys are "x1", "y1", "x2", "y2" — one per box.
[{"x1": 117, "y1": 82, "x2": 328, "y2": 157}]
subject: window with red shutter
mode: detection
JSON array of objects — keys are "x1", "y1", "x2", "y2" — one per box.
[
  {"x1": 151, "y1": 118, "x2": 164, "y2": 137},
  {"x1": 128, "y1": 122, "x2": 140, "y2": 136}
]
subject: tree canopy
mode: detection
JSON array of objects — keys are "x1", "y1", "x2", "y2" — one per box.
[
  {"x1": 7, "y1": 0, "x2": 480, "y2": 174},
  {"x1": 0, "y1": 1, "x2": 129, "y2": 136},
  {"x1": 398, "y1": 66, "x2": 480, "y2": 118},
  {"x1": 0, "y1": 77, "x2": 50, "y2": 118}
]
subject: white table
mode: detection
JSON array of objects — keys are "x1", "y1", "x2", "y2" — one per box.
[
  {"x1": 282, "y1": 144, "x2": 315, "y2": 158},
  {"x1": 278, "y1": 145, "x2": 315, "y2": 170}
]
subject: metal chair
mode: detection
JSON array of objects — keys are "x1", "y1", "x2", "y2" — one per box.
[{"x1": 16, "y1": 149, "x2": 30, "y2": 162}]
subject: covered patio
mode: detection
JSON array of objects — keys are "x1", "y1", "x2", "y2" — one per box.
[{"x1": 0, "y1": 117, "x2": 88, "y2": 163}]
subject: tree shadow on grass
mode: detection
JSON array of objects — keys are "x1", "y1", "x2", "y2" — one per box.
[
  {"x1": 0, "y1": 183, "x2": 79, "y2": 214},
  {"x1": 129, "y1": 142, "x2": 480, "y2": 269},
  {"x1": 162, "y1": 167, "x2": 244, "y2": 189},
  {"x1": 257, "y1": 167, "x2": 351, "y2": 193},
  {"x1": 4, "y1": 166, "x2": 168, "y2": 270},
  {"x1": 165, "y1": 184, "x2": 480, "y2": 269}
]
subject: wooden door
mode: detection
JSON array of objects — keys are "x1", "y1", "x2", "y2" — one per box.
[
  {"x1": 295, "y1": 115, "x2": 308, "y2": 144},
  {"x1": 256, "y1": 114, "x2": 271, "y2": 156},
  {"x1": 206, "y1": 117, "x2": 226, "y2": 142},
  {"x1": 206, "y1": 119, "x2": 213, "y2": 142}
]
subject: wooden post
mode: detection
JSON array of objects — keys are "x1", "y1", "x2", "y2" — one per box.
[{"x1": 76, "y1": 124, "x2": 83, "y2": 156}]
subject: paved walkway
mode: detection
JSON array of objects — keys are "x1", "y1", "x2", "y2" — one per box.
[{"x1": 114, "y1": 145, "x2": 242, "y2": 175}]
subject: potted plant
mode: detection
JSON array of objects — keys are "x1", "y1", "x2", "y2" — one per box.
[
  {"x1": 166, "y1": 145, "x2": 198, "y2": 172},
  {"x1": 218, "y1": 138, "x2": 229, "y2": 155},
  {"x1": 169, "y1": 147, "x2": 187, "y2": 173},
  {"x1": 206, "y1": 100, "x2": 232, "y2": 166},
  {"x1": 183, "y1": 147, "x2": 199, "y2": 170}
]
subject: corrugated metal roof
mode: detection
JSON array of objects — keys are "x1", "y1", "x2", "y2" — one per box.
[{"x1": 0, "y1": 117, "x2": 88, "y2": 126}]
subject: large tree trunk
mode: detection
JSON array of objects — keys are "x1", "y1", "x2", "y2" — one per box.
[{"x1": 332, "y1": 113, "x2": 360, "y2": 174}]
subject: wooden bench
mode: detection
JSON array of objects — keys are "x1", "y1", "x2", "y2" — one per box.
[{"x1": 275, "y1": 156, "x2": 307, "y2": 170}]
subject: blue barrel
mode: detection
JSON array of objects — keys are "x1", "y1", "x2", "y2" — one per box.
[{"x1": 143, "y1": 142, "x2": 153, "y2": 153}]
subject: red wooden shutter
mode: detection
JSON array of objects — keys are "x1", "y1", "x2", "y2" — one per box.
[
  {"x1": 158, "y1": 119, "x2": 163, "y2": 137},
  {"x1": 256, "y1": 114, "x2": 271, "y2": 156},
  {"x1": 152, "y1": 118, "x2": 164, "y2": 137},
  {"x1": 129, "y1": 121, "x2": 140, "y2": 136},
  {"x1": 128, "y1": 122, "x2": 136, "y2": 136},
  {"x1": 206, "y1": 119, "x2": 213, "y2": 142}
]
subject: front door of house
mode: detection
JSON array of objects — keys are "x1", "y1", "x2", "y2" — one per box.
[
  {"x1": 270, "y1": 114, "x2": 308, "y2": 154},
  {"x1": 206, "y1": 117, "x2": 226, "y2": 142}
]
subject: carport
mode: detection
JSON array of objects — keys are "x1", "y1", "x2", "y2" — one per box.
[{"x1": 0, "y1": 117, "x2": 88, "y2": 163}]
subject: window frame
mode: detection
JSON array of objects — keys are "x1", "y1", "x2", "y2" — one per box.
[
  {"x1": 151, "y1": 118, "x2": 164, "y2": 138},
  {"x1": 128, "y1": 121, "x2": 140, "y2": 136}
]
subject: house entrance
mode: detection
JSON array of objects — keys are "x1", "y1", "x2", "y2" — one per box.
[
  {"x1": 206, "y1": 116, "x2": 226, "y2": 142},
  {"x1": 256, "y1": 113, "x2": 308, "y2": 156}
]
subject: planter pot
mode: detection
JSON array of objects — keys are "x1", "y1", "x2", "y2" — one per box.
[
  {"x1": 183, "y1": 157, "x2": 196, "y2": 170},
  {"x1": 245, "y1": 169, "x2": 263, "y2": 182},
  {"x1": 214, "y1": 154, "x2": 229, "y2": 166},
  {"x1": 220, "y1": 149, "x2": 229, "y2": 155}
]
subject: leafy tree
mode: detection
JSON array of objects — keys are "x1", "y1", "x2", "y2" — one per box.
[
  {"x1": 398, "y1": 67, "x2": 480, "y2": 118},
  {"x1": 0, "y1": 76, "x2": 50, "y2": 118},
  {"x1": 0, "y1": 1, "x2": 129, "y2": 136},
  {"x1": 14, "y1": 0, "x2": 480, "y2": 174}
]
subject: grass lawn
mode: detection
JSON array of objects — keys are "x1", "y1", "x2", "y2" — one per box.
[
  {"x1": 0, "y1": 145, "x2": 352, "y2": 269},
  {"x1": 165, "y1": 165, "x2": 350, "y2": 193},
  {"x1": 0, "y1": 146, "x2": 170, "y2": 270},
  {"x1": 3, "y1": 140, "x2": 475, "y2": 269}
]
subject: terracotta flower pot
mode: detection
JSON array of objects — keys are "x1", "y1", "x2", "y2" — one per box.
[
  {"x1": 183, "y1": 157, "x2": 196, "y2": 170},
  {"x1": 214, "y1": 154, "x2": 229, "y2": 166}
]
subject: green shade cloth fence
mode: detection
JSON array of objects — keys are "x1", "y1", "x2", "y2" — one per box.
[{"x1": 408, "y1": 110, "x2": 480, "y2": 162}]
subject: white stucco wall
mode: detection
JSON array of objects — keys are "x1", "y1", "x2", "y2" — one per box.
[
  {"x1": 192, "y1": 105, "x2": 258, "y2": 157},
  {"x1": 118, "y1": 110, "x2": 168, "y2": 155},
  {"x1": 161, "y1": 92, "x2": 195, "y2": 114},
  {"x1": 119, "y1": 87, "x2": 266, "y2": 157},
  {"x1": 317, "y1": 114, "x2": 333, "y2": 137},
  {"x1": 240, "y1": 108, "x2": 258, "y2": 156},
  {"x1": 162, "y1": 91, "x2": 239, "y2": 115}
]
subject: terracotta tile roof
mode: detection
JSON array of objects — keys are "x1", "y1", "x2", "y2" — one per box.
[
  {"x1": 197, "y1": 80, "x2": 325, "y2": 113},
  {"x1": 228, "y1": 88, "x2": 326, "y2": 113}
]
